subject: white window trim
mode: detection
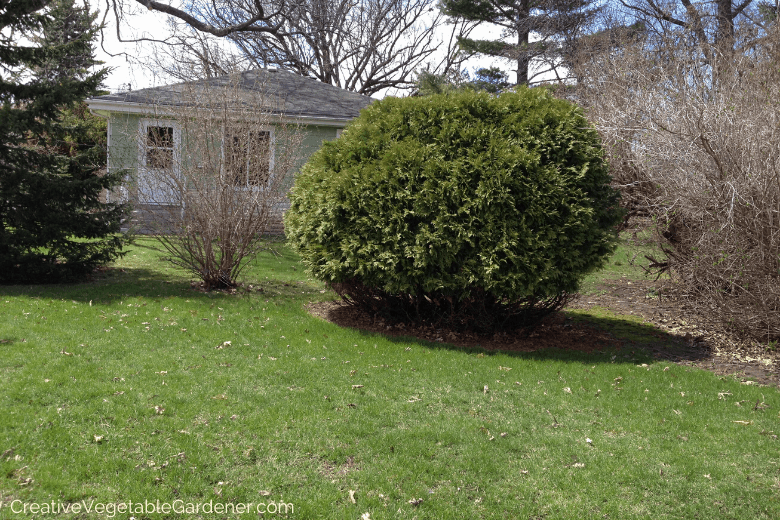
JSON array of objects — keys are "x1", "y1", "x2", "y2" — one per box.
[
  {"x1": 221, "y1": 125, "x2": 276, "y2": 192},
  {"x1": 139, "y1": 118, "x2": 181, "y2": 170},
  {"x1": 138, "y1": 118, "x2": 182, "y2": 205}
]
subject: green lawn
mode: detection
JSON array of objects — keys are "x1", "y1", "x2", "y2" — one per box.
[
  {"x1": 578, "y1": 227, "x2": 664, "y2": 294},
  {"x1": 1, "y1": 238, "x2": 778, "y2": 519}
]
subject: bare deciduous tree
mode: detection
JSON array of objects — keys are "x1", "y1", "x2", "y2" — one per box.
[
  {"x1": 607, "y1": 1, "x2": 780, "y2": 81},
  {"x1": 133, "y1": 74, "x2": 305, "y2": 289},
  {"x1": 104, "y1": 0, "x2": 475, "y2": 96}
]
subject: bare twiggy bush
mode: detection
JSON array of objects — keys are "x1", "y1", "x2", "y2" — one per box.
[
  {"x1": 135, "y1": 74, "x2": 305, "y2": 289},
  {"x1": 574, "y1": 25, "x2": 780, "y2": 341}
]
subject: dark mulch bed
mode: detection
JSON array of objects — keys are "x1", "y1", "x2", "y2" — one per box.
[{"x1": 307, "y1": 278, "x2": 780, "y2": 388}]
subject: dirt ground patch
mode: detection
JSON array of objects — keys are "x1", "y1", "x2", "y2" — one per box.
[{"x1": 307, "y1": 278, "x2": 780, "y2": 388}]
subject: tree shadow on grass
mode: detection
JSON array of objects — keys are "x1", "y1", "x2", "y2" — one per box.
[
  {"x1": 0, "y1": 265, "x2": 323, "y2": 307},
  {"x1": 308, "y1": 301, "x2": 712, "y2": 367},
  {"x1": 0, "y1": 265, "x2": 237, "y2": 304}
]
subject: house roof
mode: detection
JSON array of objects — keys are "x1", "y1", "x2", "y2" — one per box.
[{"x1": 87, "y1": 68, "x2": 374, "y2": 125}]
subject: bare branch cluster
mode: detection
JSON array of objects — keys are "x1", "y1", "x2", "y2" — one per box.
[
  {"x1": 573, "y1": 18, "x2": 780, "y2": 341},
  {"x1": 131, "y1": 74, "x2": 305, "y2": 289}
]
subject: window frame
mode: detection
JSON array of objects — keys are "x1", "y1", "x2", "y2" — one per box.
[
  {"x1": 222, "y1": 125, "x2": 275, "y2": 191},
  {"x1": 139, "y1": 119, "x2": 180, "y2": 171},
  {"x1": 137, "y1": 118, "x2": 181, "y2": 205}
]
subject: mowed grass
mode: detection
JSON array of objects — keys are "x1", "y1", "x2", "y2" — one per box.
[{"x1": 1, "y1": 239, "x2": 779, "y2": 519}]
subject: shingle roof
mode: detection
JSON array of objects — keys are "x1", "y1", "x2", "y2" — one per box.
[{"x1": 88, "y1": 68, "x2": 373, "y2": 121}]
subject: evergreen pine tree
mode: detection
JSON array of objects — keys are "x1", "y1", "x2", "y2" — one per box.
[
  {"x1": 0, "y1": 0, "x2": 126, "y2": 283},
  {"x1": 440, "y1": 0, "x2": 600, "y2": 85}
]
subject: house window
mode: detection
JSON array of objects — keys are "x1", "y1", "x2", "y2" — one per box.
[
  {"x1": 225, "y1": 130, "x2": 272, "y2": 187},
  {"x1": 145, "y1": 125, "x2": 175, "y2": 170},
  {"x1": 138, "y1": 119, "x2": 180, "y2": 205}
]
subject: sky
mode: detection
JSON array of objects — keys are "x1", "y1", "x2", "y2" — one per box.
[{"x1": 94, "y1": 3, "x2": 169, "y2": 93}]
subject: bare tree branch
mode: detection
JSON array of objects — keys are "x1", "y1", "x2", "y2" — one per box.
[
  {"x1": 122, "y1": 0, "x2": 475, "y2": 96},
  {"x1": 132, "y1": 0, "x2": 282, "y2": 37}
]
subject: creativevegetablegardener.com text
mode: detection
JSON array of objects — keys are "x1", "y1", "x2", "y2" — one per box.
[{"x1": 2, "y1": 498, "x2": 293, "y2": 516}]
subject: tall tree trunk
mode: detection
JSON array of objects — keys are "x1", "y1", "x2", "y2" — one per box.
[
  {"x1": 516, "y1": 0, "x2": 530, "y2": 85},
  {"x1": 517, "y1": 28, "x2": 530, "y2": 84}
]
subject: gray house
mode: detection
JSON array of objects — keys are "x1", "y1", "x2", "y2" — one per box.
[{"x1": 87, "y1": 68, "x2": 372, "y2": 233}]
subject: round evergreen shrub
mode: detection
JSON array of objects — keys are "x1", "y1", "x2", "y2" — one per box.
[{"x1": 285, "y1": 87, "x2": 623, "y2": 330}]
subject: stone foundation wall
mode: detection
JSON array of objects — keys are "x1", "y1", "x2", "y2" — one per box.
[{"x1": 122, "y1": 203, "x2": 287, "y2": 236}]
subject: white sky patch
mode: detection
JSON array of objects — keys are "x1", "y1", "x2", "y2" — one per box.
[{"x1": 94, "y1": 1, "x2": 173, "y2": 92}]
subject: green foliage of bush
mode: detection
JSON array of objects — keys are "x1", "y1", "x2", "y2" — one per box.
[{"x1": 285, "y1": 88, "x2": 623, "y2": 328}]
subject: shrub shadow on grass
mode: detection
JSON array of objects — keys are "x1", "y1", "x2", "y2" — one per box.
[
  {"x1": 566, "y1": 307, "x2": 713, "y2": 365},
  {"x1": 309, "y1": 300, "x2": 712, "y2": 367}
]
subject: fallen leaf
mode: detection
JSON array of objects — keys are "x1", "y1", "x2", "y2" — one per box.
[
  {"x1": 408, "y1": 498, "x2": 423, "y2": 506},
  {"x1": 733, "y1": 420, "x2": 752, "y2": 425},
  {"x1": 349, "y1": 490, "x2": 357, "y2": 504},
  {"x1": 352, "y1": 384, "x2": 364, "y2": 389}
]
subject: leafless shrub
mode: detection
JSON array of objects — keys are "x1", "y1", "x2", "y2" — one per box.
[
  {"x1": 573, "y1": 24, "x2": 780, "y2": 341},
  {"x1": 134, "y1": 74, "x2": 305, "y2": 289}
]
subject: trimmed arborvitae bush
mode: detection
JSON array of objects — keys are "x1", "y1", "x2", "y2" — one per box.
[{"x1": 285, "y1": 88, "x2": 623, "y2": 330}]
